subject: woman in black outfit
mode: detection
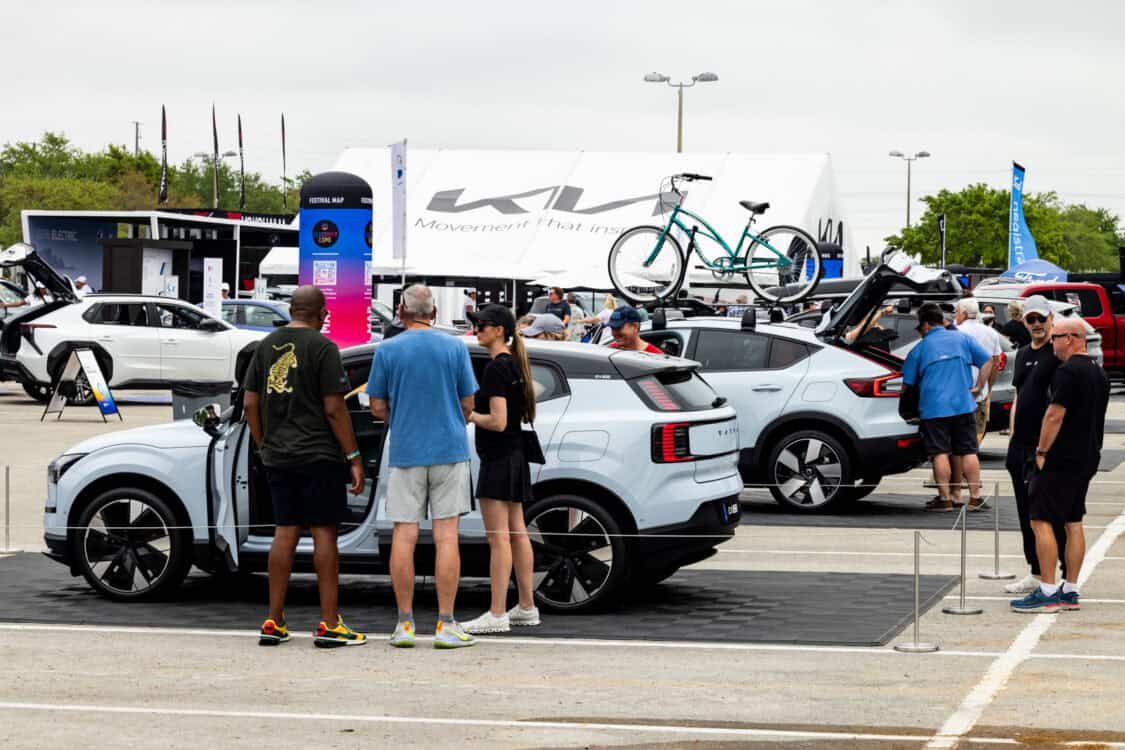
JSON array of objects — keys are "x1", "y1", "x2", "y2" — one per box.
[{"x1": 462, "y1": 304, "x2": 541, "y2": 634}]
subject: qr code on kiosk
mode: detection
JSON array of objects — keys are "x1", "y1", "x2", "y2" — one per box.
[{"x1": 313, "y1": 260, "x2": 337, "y2": 286}]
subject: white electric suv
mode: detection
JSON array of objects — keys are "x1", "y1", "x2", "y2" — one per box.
[
  {"x1": 43, "y1": 339, "x2": 742, "y2": 613},
  {"x1": 608, "y1": 259, "x2": 960, "y2": 512}
]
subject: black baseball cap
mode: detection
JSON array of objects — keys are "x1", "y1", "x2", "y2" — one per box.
[
  {"x1": 915, "y1": 302, "x2": 944, "y2": 331},
  {"x1": 467, "y1": 304, "x2": 516, "y2": 336}
]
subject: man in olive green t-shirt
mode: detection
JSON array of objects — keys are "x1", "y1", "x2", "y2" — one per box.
[{"x1": 243, "y1": 285, "x2": 367, "y2": 649}]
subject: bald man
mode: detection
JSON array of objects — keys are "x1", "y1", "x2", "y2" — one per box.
[
  {"x1": 243, "y1": 284, "x2": 368, "y2": 647},
  {"x1": 1011, "y1": 317, "x2": 1109, "y2": 613}
]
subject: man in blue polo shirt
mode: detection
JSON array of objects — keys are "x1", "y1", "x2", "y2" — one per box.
[{"x1": 902, "y1": 302, "x2": 994, "y2": 512}]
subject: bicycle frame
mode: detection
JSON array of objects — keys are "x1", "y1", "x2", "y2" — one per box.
[{"x1": 643, "y1": 205, "x2": 793, "y2": 271}]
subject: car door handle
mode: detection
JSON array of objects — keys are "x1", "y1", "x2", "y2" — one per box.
[
  {"x1": 751, "y1": 385, "x2": 783, "y2": 392},
  {"x1": 95, "y1": 336, "x2": 113, "y2": 342},
  {"x1": 164, "y1": 338, "x2": 178, "y2": 344}
]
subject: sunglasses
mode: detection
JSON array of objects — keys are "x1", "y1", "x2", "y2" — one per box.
[
  {"x1": 1024, "y1": 314, "x2": 1047, "y2": 324},
  {"x1": 1051, "y1": 333, "x2": 1081, "y2": 342}
]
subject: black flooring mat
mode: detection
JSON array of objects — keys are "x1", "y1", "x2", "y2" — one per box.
[
  {"x1": 741, "y1": 492, "x2": 1021, "y2": 531},
  {"x1": 0, "y1": 553, "x2": 955, "y2": 647}
]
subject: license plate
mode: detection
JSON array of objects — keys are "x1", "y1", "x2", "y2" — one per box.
[{"x1": 719, "y1": 499, "x2": 741, "y2": 523}]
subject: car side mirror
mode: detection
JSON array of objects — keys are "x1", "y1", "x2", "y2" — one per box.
[
  {"x1": 272, "y1": 319, "x2": 287, "y2": 327},
  {"x1": 896, "y1": 298, "x2": 912, "y2": 314},
  {"x1": 200, "y1": 319, "x2": 225, "y2": 333},
  {"x1": 192, "y1": 403, "x2": 224, "y2": 437}
]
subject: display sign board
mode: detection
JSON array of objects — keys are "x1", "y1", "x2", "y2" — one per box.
[
  {"x1": 41, "y1": 348, "x2": 121, "y2": 423},
  {"x1": 202, "y1": 257, "x2": 223, "y2": 318},
  {"x1": 299, "y1": 172, "x2": 373, "y2": 349}
]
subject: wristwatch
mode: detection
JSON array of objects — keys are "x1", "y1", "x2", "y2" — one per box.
[{"x1": 346, "y1": 450, "x2": 362, "y2": 461}]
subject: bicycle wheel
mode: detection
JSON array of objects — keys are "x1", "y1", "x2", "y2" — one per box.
[
  {"x1": 743, "y1": 225, "x2": 823, "y2": 305},
  {"x1": 607, "y1": 225, "x2": 686, "y2": 304}
]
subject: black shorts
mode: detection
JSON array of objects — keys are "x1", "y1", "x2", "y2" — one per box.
[
  {"x1": 920, "y1": 413, "x2": 978, "y2": 458},
  {"x1": 476, "y1": 453, "x2": 534, "y2": 504},
  {"x1": 264, "y1": 461, "x2": 349, "y2": 527},
  {"x1": 1028, "y1": 469, "x2": 1091, "y2": 525}
]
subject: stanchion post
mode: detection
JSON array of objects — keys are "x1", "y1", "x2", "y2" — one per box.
[
  {"x1": 944, "y1": 503, "x2": 983, "y2": 615},
  {"x1": 3, "y1": 464, "x2": 10, "y2": 553},
  {"x1": 895, "y1": 531, "x2": 940, "y2": 653},
  {"x1": 980, "y1": 479, "x2": 1014, "y2": 580}
]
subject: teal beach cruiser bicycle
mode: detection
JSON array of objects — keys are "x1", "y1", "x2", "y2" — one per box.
[{"x1": 607, "y1": 173, "x2": 823, "y2": 305}]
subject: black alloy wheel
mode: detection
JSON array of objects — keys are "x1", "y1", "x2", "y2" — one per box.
[
  {"x1": 74, "y1": 488, "x2": 192, "y2": 600},
  {"x1": 524, "y1": 494, "x2": 630, "y2": 612},
  {"x1": 766, "y1": 430, "x2": 852, "y2": 512}
]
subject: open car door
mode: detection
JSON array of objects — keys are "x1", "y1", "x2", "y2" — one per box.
[{"x1": 815, "y1": 251, "x2": 962, "y2": 345}]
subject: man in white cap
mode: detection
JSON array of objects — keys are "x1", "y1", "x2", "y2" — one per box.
[
  {"x1": 1003, "y1": 295, "x2": 1067, "y2": 593},
  {"x1": 221, "y1": 282, "x2": 232, "y2": 300},
  {"x1": 74, "y1": 276, "x2": 90, "y2": 298}
]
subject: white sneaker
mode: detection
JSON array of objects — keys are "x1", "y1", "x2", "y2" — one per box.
[
  {"x1": 507, "y1": 604, "x2": 541, "y2": 627},
  {"x1": 1004, "y1": 574, "x2": 1041, "y2": 594},
  {"x1": 461, "y1": 610, "x2": 510, "y2": 634}
]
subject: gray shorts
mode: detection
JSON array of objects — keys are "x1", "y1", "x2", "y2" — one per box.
[{"x1": 386, "y1": 461, "x2": 472, "y2": 523}]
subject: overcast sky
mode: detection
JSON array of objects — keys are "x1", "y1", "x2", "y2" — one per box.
[{"x1": 2, "y1": 0, "x2": 1123, "y2": 253}]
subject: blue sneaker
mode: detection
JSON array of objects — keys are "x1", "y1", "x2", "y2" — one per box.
[
  {"x1": 1010, "y1": 587, "x2": 1061, "y2": 613},
  {"x1": 1059, "y1": 590, "x2": 1080, "y2": 611}
]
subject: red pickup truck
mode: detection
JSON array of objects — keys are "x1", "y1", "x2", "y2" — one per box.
[{"x1": 975, "y1": 278, "x2": 1125, "y2": 379}]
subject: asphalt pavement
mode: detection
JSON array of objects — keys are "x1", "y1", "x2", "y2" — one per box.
[{"x1": 2, "y1": 387, "x2": 1125, "y2": 748}]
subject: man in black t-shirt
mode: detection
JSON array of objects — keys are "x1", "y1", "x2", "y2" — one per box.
[
  {"x1": 543, "y1": 287, "x2": 571, "y2": 327},
  {"x1": 1011, "y1": 316, "x2": 1110, "y2": 613},
  {"x1": 243, "y1": 285, "x2": 368, "y2": 647},
  {"x1": 1003, "y1": 295, "x2": 1066, "y2": 594}
]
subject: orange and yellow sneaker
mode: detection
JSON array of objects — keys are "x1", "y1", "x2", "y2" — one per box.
[
  {"x1": 259, "y1": 618, "x2": 290, "y2": 646},
  {"x1": 314, "y1": 615, "x2": 367, "y2": 648}
]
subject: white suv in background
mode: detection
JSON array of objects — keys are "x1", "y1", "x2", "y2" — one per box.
[
  {"x1": 5, "y1": 295, "x2": 264, "y2": 403},
  {"x1": 610, "y1": 261, "x2": 961, "y2": 512},
  {"x1": 43, "y1": 340, "x2": 743, "y2": 612}
]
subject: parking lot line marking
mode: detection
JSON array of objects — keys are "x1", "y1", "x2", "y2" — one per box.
[
  {"x1": 948, "y1": 595, "x2": 1125, "y2": 605},
  {"x1": 924, "y1": 505, "x2": 1125, "y2": 750},
  {"x1": 0, "y1": 700, "x2": 1012, "y2": 744},
  {"x1": 0, "y1": 621, "x2": 999, "y2": 657},
  {"x1": 718, "y1": 549, "x2": 1030, "y2": 558}
]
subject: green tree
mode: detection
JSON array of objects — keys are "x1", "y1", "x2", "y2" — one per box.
[
  {"x1": 884, "y1": 183, "x2": 1125, "y2": 272},
  {"x1": 0, "y1": 132, "x2": 300, "y2": 242},
  {"x1": 0, "y1": 176, "x2": 123, "y2": 245}
]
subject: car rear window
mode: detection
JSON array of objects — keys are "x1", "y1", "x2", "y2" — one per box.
[{"x1": 630, "y1": 369, "x2": 719, "y2": 412}]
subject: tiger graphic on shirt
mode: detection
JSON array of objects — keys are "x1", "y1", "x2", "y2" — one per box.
[{"x1": 267, "y1": 342, "x2": 297, "y2": 394}]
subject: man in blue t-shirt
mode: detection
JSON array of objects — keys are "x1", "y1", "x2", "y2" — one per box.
[
  {"x1": 902, "y1": 302, "x2": 994, "y2": 513},
  {"x1": 366, "y1": 284, "x2": 479, "y2": 649}
]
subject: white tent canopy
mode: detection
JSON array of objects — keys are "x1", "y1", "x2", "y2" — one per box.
[
  {"x1": 332, "y1": 148, "x2": 857, "y2": 289},
  {"x1": 259, "y1": 245, "x2": 298, "y2": 277}
]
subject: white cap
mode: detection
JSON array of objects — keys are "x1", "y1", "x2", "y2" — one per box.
[
  {"x1": 34, "y1": 281, "x2": 46, "y2": 289},
  {"x1": 221, "y1": 282, "x2": 231, "y2": 292},
  {"x1": 75, "y1": 275, "x2": 87, "y2": 283},
  {"x1": 1023, "y1": 295, "x2": 1052, "y2": 318}
]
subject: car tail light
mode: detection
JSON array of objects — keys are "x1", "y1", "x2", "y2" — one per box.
[
  {"x1": 20, "y1": 322, "x2": 56, "y2": 346},
  {"x1": 844, "y1": 372, "x2": 902, "y2": 398},
  {"x1": 651, "y1": 422, "x2": 692, "y2": 463},
  {"x1": 897, "y1": 436, "x2": 922, "y2": 449},
  {"x1": 997, "y1": 351, "x2": 1007, "y2": 373}
]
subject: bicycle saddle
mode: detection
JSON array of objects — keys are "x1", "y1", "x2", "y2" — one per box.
[{"x1": 739, "y1": 200, "x2": 770, "y2": 214}]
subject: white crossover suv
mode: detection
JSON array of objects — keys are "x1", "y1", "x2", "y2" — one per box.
[
  {"x1": 43, "y1": 339, "x2": 742, "y2": 613},
  {"x1": 607, "y1": 260, "x2": 960, "y2": 512},
  {"x1": 4, "y1": 293, "x2": 264, "y2": 403}
]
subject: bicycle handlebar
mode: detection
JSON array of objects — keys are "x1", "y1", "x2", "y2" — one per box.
[{"x1": 677, "y1": 173, "x2": 712, "y2": 182}]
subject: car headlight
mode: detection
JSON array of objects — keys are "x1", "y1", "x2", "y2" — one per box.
[{"x1": 47, "y1": 454, "x2": 87, "y2": 485}]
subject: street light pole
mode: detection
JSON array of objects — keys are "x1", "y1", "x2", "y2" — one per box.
[
  {"x1": 645, "y1": 72, "x2": 718, "y2": 153},
  {"x1": 888, "y1": 150, "x2": 931, "y2": 229},
  {"x1": 676, "y1": 85, "x2": 684, "y2": 153},
  {"x1": 192, "y1": 150, "x2": 239, "y2": 210}
]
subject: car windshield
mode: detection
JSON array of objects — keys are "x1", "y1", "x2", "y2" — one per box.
[{"x1": 0, "y1": 282, "x2": 23, "y2": 304}]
